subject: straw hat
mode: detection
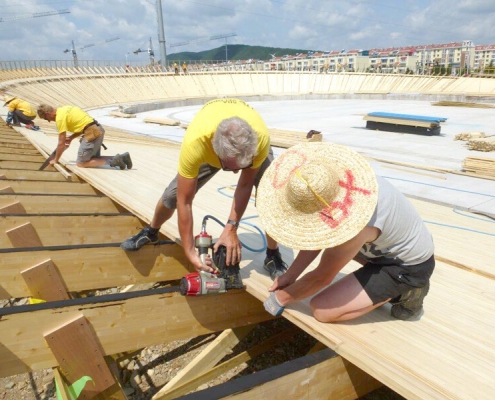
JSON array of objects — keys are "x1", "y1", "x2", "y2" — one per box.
[
  {"x1": 257, "y1": 142, "x2": 378, "y2": 250},
  {"x1": 3, "y1": 95, "x2": 15, "y2": 106}
]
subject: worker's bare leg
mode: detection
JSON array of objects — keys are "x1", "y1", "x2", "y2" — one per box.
[
  {"x1": 150, "y1": 198, "x2": 175, "y2": 229},
  {"x1": 310, "y1": 274, "x2": 390, "y2": 323},
  {"x1": 265, "y1": 233, "x2": 278, "y2": 251}
]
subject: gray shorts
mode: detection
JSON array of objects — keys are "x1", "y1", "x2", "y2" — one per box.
[
  {"x1": 76, "y1": 125, "x2": 105, "y2": 163},
  {"x1": 354, "y1": 255, "x2": 435, "y2": 305},
  {"x1": 162, "y1": 147, "x2": 274, "y2": 209}
]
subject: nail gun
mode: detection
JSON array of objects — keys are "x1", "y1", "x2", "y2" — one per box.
[{"x1": 179, "y1": 219, "x2": 244, "y2": 296}]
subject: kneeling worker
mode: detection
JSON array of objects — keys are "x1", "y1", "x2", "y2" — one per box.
[
  {"x1": 121, "y1": 98, "x2": 288, "y2": 278},
  {"x1": 37, "y1": 104, "x2": 132, "y2": 169},
  {"x1": 4, "y1": 95, "x2": 39, "y2": 130},
  {"x1": 258, "y1": 142, "x2": 435, "y2": 321}
]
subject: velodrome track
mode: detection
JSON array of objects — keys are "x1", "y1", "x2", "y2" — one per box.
[{"x1": 1, "y1": 70, "x2": 495, "y2": 399}]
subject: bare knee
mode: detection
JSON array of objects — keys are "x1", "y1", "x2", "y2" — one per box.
[{"x1": 310, "y1": 298, "x2": 339, "y2": 323}]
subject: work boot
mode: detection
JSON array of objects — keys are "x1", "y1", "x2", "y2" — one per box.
[
  {"x1": 390, "y1": 282, "x2": 430, "y2": 320},
  {"x1": 109, "y1": 154, "x2": 126, "y2": 170},
  {"x1": 122, "y1": 152, "x2": 133, "y2": 169},
  {"x1": 264, "y1": 249, "x2": 288, "y2": 280},
  {"x1": 120, "y1": 226, "x2": 159, "y2": 251}
]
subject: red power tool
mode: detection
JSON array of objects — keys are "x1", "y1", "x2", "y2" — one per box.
[{"x1": 180, "y1": 223, "x2": 244, "y2": 296}]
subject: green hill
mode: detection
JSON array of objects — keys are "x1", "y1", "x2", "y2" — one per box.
[{"x1": 166, "y1": 44, "x2": 320, "y2": 62}]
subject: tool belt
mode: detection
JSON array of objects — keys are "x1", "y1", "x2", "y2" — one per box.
[{"x1": 83, "y1": 121, "x2": 102, "y2": 142}]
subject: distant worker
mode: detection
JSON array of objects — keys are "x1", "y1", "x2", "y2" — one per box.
[
  {"x1": 121, "y1": 98, "x2": 288, "y2": 280},
  {"x1": 258, "y1": 142, "x2": 435, "y2": 322},
  {"x1": 3, "y1": 95, "x2": 39, "y2": 130},
  {"x1": 174, "y1": 62, "x2": 179, "y2": 74},
  {"x1": 37, "y1": 104, "x2": 132, "y2": 170},
  {"x1": 182, "y1": 61, "x2": 187, "y2": 74}
]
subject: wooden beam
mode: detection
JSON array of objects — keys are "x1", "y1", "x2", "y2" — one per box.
[
  {"x1": 0, "y1": 169, "x2": 68, "y2": 181},
  {"x1": 0, "y1": 161, "x2": 43, "y2": 171},
  {"x1": 0, "y1": 179, "x2": 97, "y2": 195},
  {"x1": 177, "y1": 349, "x2": 381, "y2": 400},
  {"x1": 21, "y1": 259, "x2": 70, "y2": 301},
  {"x1": 0, "y1": 153, "x2": 44, "y2": 162},
  {"x1": 154, "y1": 327, "x2": 299, "y2": 400},
  {"x1": 156, "y1": 326, "x2": 255, "y2": 397},
  {"x1": 0, "y1": 215, "x2": 143, "y2": 248},
  {"x1": 6, "y1": 221, "x2": 43, "y2": 247},
  {"x1": 44, "y1": 314, "x2": 116, "y2": 399},
  {"x1": 0, "y1": 194, "x2": 120, "y2": 214},
  {"x1": 0, "y1": 141, "x2": 35, "y2": 150},
  {"x1": 0, "y1": 201, "x2": 26, "y2": 214},
  {"x1": 0, "y1": 186, "x2": 15, "y2": 193},
  {"x1": 0, "y1": 243, "x2": 189, "y2": 298},
  {"x1": 0, "y1": 290, "x2": 271, "y2": 377}
]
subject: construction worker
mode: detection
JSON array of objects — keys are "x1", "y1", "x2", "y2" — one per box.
[
  {"x1": 36, "y1": 104, "x2": 132, "y2": 170},
  {"x1": 182, "y1": 61, "x2": 187, "y2": 74},
  {"x1": 174, "y1": 62, "x2": 179, "y2": 74},
  {"x1": 3, "y1": 95, "x2": 39, "y2": 130},
  {"x1": 258, "y1": 142, "x2": 435, "y2": 321},
  {"x1": 121, "y1": 98, "x2": 288, "y2": 279}
]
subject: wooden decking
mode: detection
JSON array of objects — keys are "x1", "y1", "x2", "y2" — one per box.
[{"x1": 11, "y1": 119, "x2": 495, "y2": 400}]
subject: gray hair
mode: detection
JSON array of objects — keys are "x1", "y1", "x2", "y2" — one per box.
[
  {"x1": 212, "y1": 117, "x2": 258, "y2": 167},
  {"x1": 37, "y1": 104, "x2": 55, "y2": 119}
]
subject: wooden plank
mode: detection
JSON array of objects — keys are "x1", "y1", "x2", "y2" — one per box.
[
  {"x1": 364, "y1": 115, "x2": 436, "y2": 128},
  {"x1": 0, "y1": 179, "x2": 97, "y2": 195},
  {"x1": 44, "y1": 314, "x2": 116, "y2": 399},
  {"x1": 0, "y1": 290, "x2": 271, "y2": 377},
  {"x1": 0, "y1": 169, "x2": 68, "y2": 182},
  {"x1": 0, "y1": 201, "x2": 26, "y2": 214},
  {"x1": 0, "y1": 141, "x2": 36, "y2": 150},
  {"x1": 0, "y1": 194, "x2": 120, "y2": 214},
  {"x1": 53, "y1": 368, "x2": 71, "y2": 400},
  {"x1": 156, "y1": 326, "x2": 255, "y2": 397},
  {"x1": 21, "y1": 259, "x2": 70, "y2": 301},
  {"x1": 187, "y1": 349, "x2": 381, "y2": 400},
  {"x1": 0, "y1": 153, "x2": 45, "y2": 162},
  {"x1": 0, "y1": 215, "x2": 143, "y2": 248},
  {"x1": 0, "y1": 160, "x2": 44, "y2": 170},
  {"x1": 0, "y1": 186, "x2": 14, "y2": 193},
  {"x1": 6, "y1": 221, "x2": 43, "y2": 247},
  {"x1": 0, "y1": 243, "x2": 189, "y2": 299}
]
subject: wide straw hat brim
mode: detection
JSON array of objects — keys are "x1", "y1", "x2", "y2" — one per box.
[
  {"x1": 3, "y1": 95, "x2": 15, "y2": 106},
  {"x1": 257, "y1": 142, "x2": 378, "y2": 250}
]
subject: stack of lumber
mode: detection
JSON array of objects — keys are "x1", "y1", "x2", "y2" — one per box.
[
  {"x1": 454, "y1": 131, "x2": 486, "y2": 141},
  {"x1": 468, "y1": 136, "x2": 495, "y2": 152},
  {"x1": 143, "y1": 116, "x2": 180, "y2": 126},
  {"x1": 268, "y1": 128, "x2": 322, "y2": 149},
  {"x1": 109, "y1": 110, "x2": 136, "y2": 118},
  {"x1": 462, "y1": 155, "x2": 495, "y2": 178},
  {"x1": 432, "y1": 101, "x2": 495, "y2": 108}
]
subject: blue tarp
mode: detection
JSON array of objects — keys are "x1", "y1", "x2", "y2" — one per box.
[{"x1": 367, "y1": 112, "x2": 447, "y2": 123}]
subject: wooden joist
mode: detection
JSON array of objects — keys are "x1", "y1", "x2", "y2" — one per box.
[
  {"x1": 0, "y1": 179, "x2": 98, "y2": 195},
  {"x1": 143, "y1": 116, "x2": 180, "y2": 126},
  {"x1": 268, "y1": 128, "x2": 322, "y2": 149}
]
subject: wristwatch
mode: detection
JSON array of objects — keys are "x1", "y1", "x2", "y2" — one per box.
[{"x1": 226, "y1": 219, "x2": 239, "y2": 229}]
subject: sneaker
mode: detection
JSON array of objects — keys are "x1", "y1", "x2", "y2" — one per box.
[
  {"x1": 121, "y1": 226, "x2": 159, "y2": 251},
  {"x1": 109, "y1": 154, "x2": 126, "y2": 170},
  {"x1": 122, "y1": 152, "x2": 133, "y2": 169},
  {"x1": 264, "y1": 250, "x2": 288, "y2": 280},
  {"x1": 390, "y1": 282, "x2": 430, "y2": 320}
]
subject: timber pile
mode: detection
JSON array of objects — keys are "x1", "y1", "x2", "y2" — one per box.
[
  {"x1": 467, "y1": 136, "x2": 495, "y2": 152},
  {"x1": 268, "y1": 128, "x2": 322, "y2": 148},
  {"x1": 462, "y1": 156, "x2": 495, "y2": 178},
  {"x1": 432, "y1": 101, "x2": 495, "y2": 108},
  {"x1": 143, "y1": 116, "x2": 180, "y2": 126},
  {"x1": 454, "y1": 131, "x2": 486, "y2": 141},
  {"x1": 109, "y1": 110, "x2": 136, "y2": 118}
]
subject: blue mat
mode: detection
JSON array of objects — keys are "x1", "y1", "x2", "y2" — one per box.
[{"x1": 367, "y1": 112, "x2": 447, "y2": 123}]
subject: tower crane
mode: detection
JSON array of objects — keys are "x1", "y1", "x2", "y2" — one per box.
[
  {"x1": 170, "y1": 33, "x2": 237, "y2": 61},
  {"x1": 0, "y1": 9, "x2": 70, "y2": 22},
  {"x1": 64, "y1": 37, "x2": 121, "y2": 68},
  {"x1": 133, "y1": 37, "x2": 155, "y2": 66}
]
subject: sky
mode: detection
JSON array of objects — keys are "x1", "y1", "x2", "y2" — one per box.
[{"x1": 1, "y1": 0, "x2": 495, "y2": 64}]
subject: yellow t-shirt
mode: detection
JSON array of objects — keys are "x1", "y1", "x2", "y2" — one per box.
[
  {"x1": 55, "y1": 106, "x2": 93, "y2": 134},
  {"x1": 8, "y1": 99, "x2": 36, "y2": 117},
  {"x1": 178, "y1": 99, "x2": 270, "y2": 179}
]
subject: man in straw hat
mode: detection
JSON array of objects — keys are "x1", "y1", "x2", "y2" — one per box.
[
  {"x1": 257, "y1": 142, "x2": 435, "y2": 321},
  {"x1": 37, "y1": 104, "x2": 132, "y2": 170},
  {"x1": 121, "y1": 98, "x2": 288, "y2": 279},
  {"x1": 3, "y1": 95, "x2": 39, "y2": 130}
]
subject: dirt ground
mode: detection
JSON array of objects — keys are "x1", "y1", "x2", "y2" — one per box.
[{"x1": 0, "y1": 317, "x2": 405, "y2": 400}]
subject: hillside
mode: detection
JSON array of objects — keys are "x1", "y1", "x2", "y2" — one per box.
[{"x1": 166, "y1": 44, "x2": 320, "y2": 62}]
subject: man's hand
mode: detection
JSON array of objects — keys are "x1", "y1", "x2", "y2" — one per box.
[
  {"x1": 269, "y1": 272, "x2": 294, "y2": 292},
  {"x1": 49, "y1": 159, "x2": 57, "y2": 166},
  {"x1": 188, "y1": 250, "x2": 216, "y2": 273},
  {"x1": 264, "y1": 292, "x2": 284, "y2": 316},
  {"x1": 214, "y1": 225, "x2": 242, "y2": 266}
]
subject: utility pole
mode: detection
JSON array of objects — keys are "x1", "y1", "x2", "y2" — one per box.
[{"x1": 156, "y1": 0, "x2": 167, "y2": 70}]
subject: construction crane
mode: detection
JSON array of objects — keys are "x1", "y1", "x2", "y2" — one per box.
[
  {"x1": 0, "y1": 9, "x2": 70, "y2": 22},
  {"x1": 170, "y1": 33, "x2": 237, "y2": 61},
  {"x1": 133, "y1": 37, "x2": 155, "y2": 66},
  {"x1": 64, "y1": 37, "x2": 120, "y2": 68}
]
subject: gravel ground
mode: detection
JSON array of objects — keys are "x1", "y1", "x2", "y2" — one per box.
[{"x1": 0, "y1": 316, "x2": 404, "y2": 400}]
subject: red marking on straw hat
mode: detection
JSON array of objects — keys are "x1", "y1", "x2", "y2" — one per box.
[{"x1": 271, "y1": 148, "x2": 308, "y2": 189}]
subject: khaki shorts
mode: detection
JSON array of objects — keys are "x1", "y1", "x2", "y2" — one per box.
[{"x1": 77, "y1": 125, "x2": 105, "y2": 163}]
